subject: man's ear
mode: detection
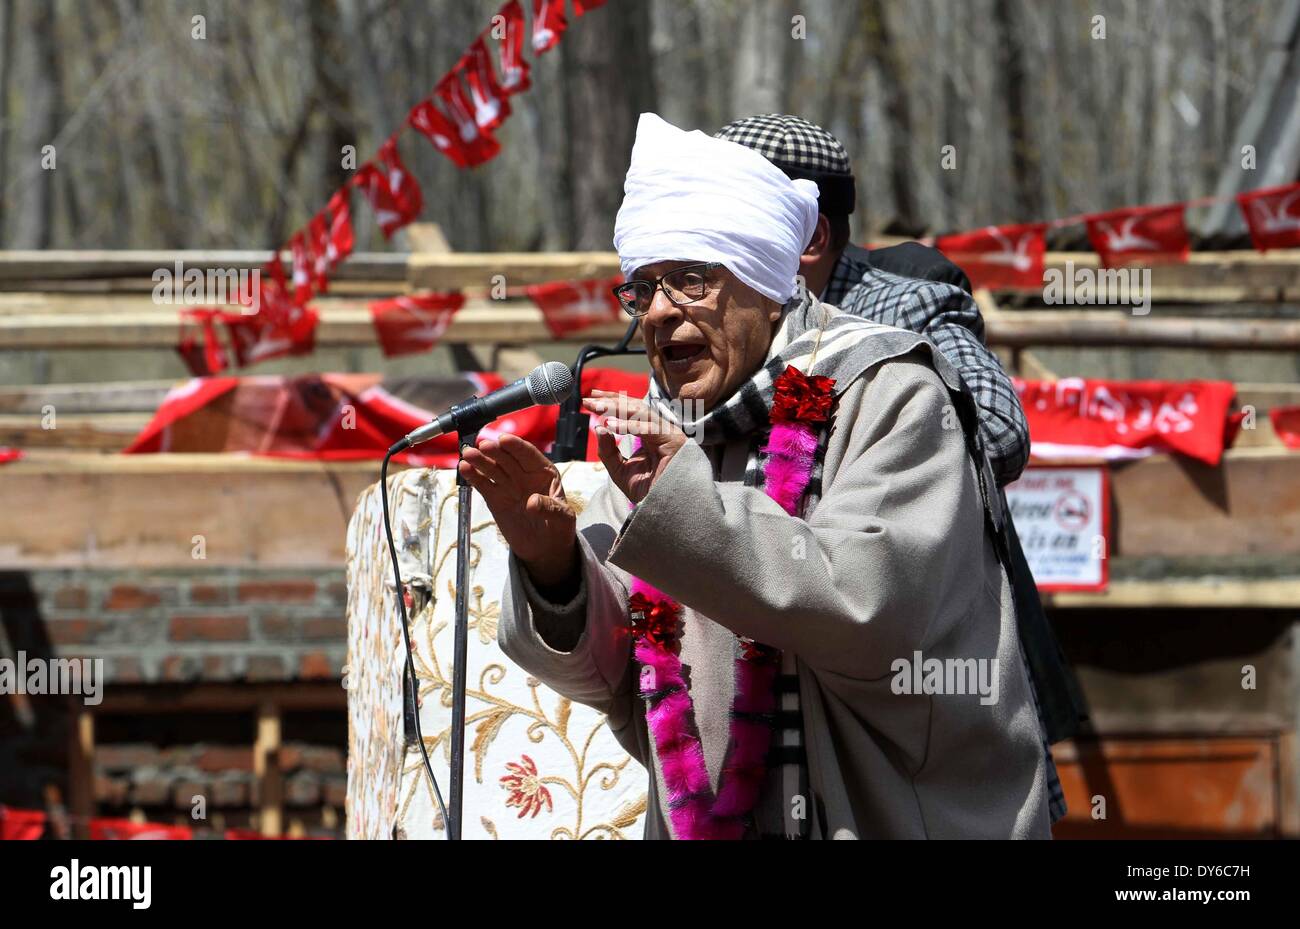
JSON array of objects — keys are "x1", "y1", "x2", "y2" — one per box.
[{"x1": 800, "y1": 214, "x2": 833, "y2": 269}]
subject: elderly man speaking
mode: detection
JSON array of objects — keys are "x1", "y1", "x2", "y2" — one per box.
[{"x1": 461, "y1": 113, "x2": 1050, "y2": 840}]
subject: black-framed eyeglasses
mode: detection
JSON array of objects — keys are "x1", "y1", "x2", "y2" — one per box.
[{"x1": 612, "y1": 262, "x2": 723, "y2": 318}]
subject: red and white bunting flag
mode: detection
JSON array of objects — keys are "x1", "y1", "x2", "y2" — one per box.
[
  {"x1": 1237, "y1": 182, "x2": 1300, "y2": 251},
  {"x1": 436, "y1": 74, "x2": 502, "y2": 166},
  {"x1": 494, "y1": 0, "x2": 532, "y2": 95},
  {"x1": 1084, "y1": 203, "x2": 1190, "y2": 267},
  {"x1": 409, "y1": 98, "x2": 473, "y2": 168},
  {"x1": 308, "y1": 212, "x2": 331, "y2": 293},
  {"x1": 325, "y1": 188, "x2": 355, "y2": 267},
  {"x1": 370, "y1": 292, "x2": 466, "y2": 357},
  {"x1": 572, "y1": 0, "x2": 607, "y2": 14},
  {"x1": 224, "y1": 304, "x2": 319, "y2": 368},
  {"x1": 353, "y1": 162, "x2": 403, "y2": 239},
  {"x1": 289, "y1": 231, "x2": 313, "y2": 305},
  {"x1": 525, "y1": 277, "x2": 625, "y2": 338},
  {"x1": 463, "y1": 37, "x2": 511, "y2": 132},
  {"x1": 531, "y1": 0, "x2": 567, "y2": 54},
  {"x1": 379, "y1": 136, "x2": 423, "y2": 230},
  {"x1": 1014, "y1": 377, "x2": 1238, "y2": 466},
  {"x1": 224, "y1": 261, "x2": 319, "y2": 367},
  {"x1": 936, "y1": 223, "x2": 1046, "y2": 290}
]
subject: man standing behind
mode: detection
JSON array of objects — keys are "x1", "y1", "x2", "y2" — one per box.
[{"x1": 716, "y1": 114, "x2": 1025, "y2": 484}]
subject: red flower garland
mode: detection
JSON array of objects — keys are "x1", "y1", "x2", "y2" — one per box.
[{"x1": 626, "y1": 365, "x2": 835, "y2": 839}]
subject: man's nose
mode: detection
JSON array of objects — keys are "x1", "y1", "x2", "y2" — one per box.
[{"x1": 642, "y1": 287, "x2": 683, "y2": 329}]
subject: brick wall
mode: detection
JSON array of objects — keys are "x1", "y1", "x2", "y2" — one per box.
[
  {"x1": 6, "y1": 567, "x2": 348, "y2": 684},
  {"x1": 0, "y1": 567, "x2": 351, "y2": 835}
]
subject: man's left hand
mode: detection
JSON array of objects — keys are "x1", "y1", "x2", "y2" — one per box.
[{"x1": 583, "y1": 389, "x2": 688, "y2": 504}]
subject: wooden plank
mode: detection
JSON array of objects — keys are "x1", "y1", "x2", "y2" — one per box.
[
  {"x1": 8, "y1": 291, "x2": 1300, "y2": 350},
  {"x1": 3, "y1": 248, "x2": 1300, "y2": 300},
  {"x1": 407, "y1": 252, "x2": 623, "y2": 291},
  {"x1": 0, "y1": 294, "x2": 630, "y2": 349},
  {"x1": 1105, "y1": 447, "x2": 1300, "y2": 559},
  {"x1": 0, "y1": 454, "x2": 394, "y2": 568},
  {"x1": 0, "y1": 380, "x2": 176, "y2": 414},
  {"x1": 254, "y1": 701, "x2": 283, "y2": 838},
  {"x1": 0, "y1": 413, "x2": 149, "y2": 450},
  {"x1": 1047, "y1": 579, "x2": 1300, "y2": 609},
  {"x1": 984, "y1": 311, "x2": 1300, "y2": 350}
]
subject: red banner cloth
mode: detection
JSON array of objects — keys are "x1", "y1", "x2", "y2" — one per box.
[
  {"x1": 122, "y1": 369, "x2": 651, "y2": 468},
  {"x1": 370, "y1": 292, "x2": 466, "y2": 357},
  {"x1": 1084, "y1": 203, "x2": 1190, "y2": 267},
  {"x1": 1015, "y1": 378, "x2": 1238, "y2": 466},
  {"x1": 88, "y1": 819, "x2": 193, "y2": 840},
  {"x1": 1271, "y1": 405, "x2": 1300, "y2": 450},
  {"x1": 525, "y1": 276, "x2": 625, "y2": 337},
  {"x1": 1238, "y1": 182, "x2": 1300, "y2": 251},
  {"x1": 0, "y1": 806, "x2": 46, "y2": 840},
  {"x1": 935, "y1": 223, "x2": 1046, "y2": 290}
]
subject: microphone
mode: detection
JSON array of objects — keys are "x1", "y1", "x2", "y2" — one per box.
[{"x1": 389, "y1": 361, "x2": 576, "y2": 453}]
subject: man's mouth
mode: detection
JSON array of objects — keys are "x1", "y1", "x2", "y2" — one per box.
[{"x1": 659, "y1": 342, "x2": 707, "y2": 369}]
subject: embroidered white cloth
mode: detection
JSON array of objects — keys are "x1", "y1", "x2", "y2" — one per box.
[{"x1": 613, "y1": 112, "x2": 820, "y2": 304}]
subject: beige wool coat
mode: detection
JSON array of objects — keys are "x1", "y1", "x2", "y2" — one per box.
[{"x1": 498, "y1": 344, "x2": 1052, "y2": 839}]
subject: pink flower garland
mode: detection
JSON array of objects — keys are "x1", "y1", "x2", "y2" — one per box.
[{"x1": 627, "y1": 365, "x2": 834, "y2": 840}]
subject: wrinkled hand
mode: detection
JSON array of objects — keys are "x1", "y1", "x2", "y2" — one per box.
[
  {"x1": 583, "y1": 389, "x2": 688, "y2": 504},
  {"x1": 458, "y1": 434, "x2": 576, "y2": 587}
]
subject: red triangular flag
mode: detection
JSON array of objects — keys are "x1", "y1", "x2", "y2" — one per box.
[
  {"x1": 463, "y1": 37, "x2": 511, "y2": 132},
  {"x1": 1237, "y1": 182, "x2": 1300, "y2": 251},
  {"x1": 525, "y1": 277, "x2": 625, "y2": 338},
  {"x1": 936, "y1": 223, "x2": 1046, "y2": 290},
  {"x1": 436, "y1": 74, "x2": 502, "y2": 166},
  {"x1": 370, "y1": 292, "x2": 466, "y2": 357},
  {"x1": 326, "y1": 188, "x2": 355, "y2": 268},
  {"x1": 531, "y1": 0, "x2": 567, "y2": 54},
  {"x1": 409, "y1": 99, "x2": 473, "y2": 169},
  {"x1": 379, "y1": 136, "x2": 423, "y2": 226},
  {"x1": 494, "y1": 0, "x2": 532, "y2": 95},
  {"x1": 1084, "y1": 204, "x2": 1190, "y2": 267}
]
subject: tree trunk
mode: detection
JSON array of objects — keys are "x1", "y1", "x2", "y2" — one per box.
[{"x1": 561, "y1": 0, "x2": 657, "y2": 250}]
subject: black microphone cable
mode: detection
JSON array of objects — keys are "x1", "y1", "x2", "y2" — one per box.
[{"x1": 380, "y1": 448, "x2": 450, "y2": 839}]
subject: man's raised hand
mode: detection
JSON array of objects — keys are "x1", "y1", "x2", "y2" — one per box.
[{"x1": 458, "y1": 434, "x2": 577, "y2": 588}]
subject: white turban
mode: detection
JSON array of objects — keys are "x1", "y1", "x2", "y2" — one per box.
[{"x1": 613, "y1": 113, "x2": 820, "y2": 304}]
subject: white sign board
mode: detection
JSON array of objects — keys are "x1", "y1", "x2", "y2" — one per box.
[{"x1": 1004, "y1": 467, "x2": 1109, "y2": 592}]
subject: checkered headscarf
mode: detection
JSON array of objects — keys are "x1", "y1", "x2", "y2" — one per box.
[{"x1": 716, "y1": 114, "x2": 856, "y2": 216}]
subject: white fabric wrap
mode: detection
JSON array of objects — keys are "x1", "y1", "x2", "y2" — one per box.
[{"x1": 613, "y1": 112, "x2": 821, "y2": 304}]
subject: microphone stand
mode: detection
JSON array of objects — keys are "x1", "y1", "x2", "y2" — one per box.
[
  {"x1": 550, "y1": 320, "x2": 644, "y2": 463},
  {"x1": 447, "y1": 428, "x2": 479, "y2": 839}
]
